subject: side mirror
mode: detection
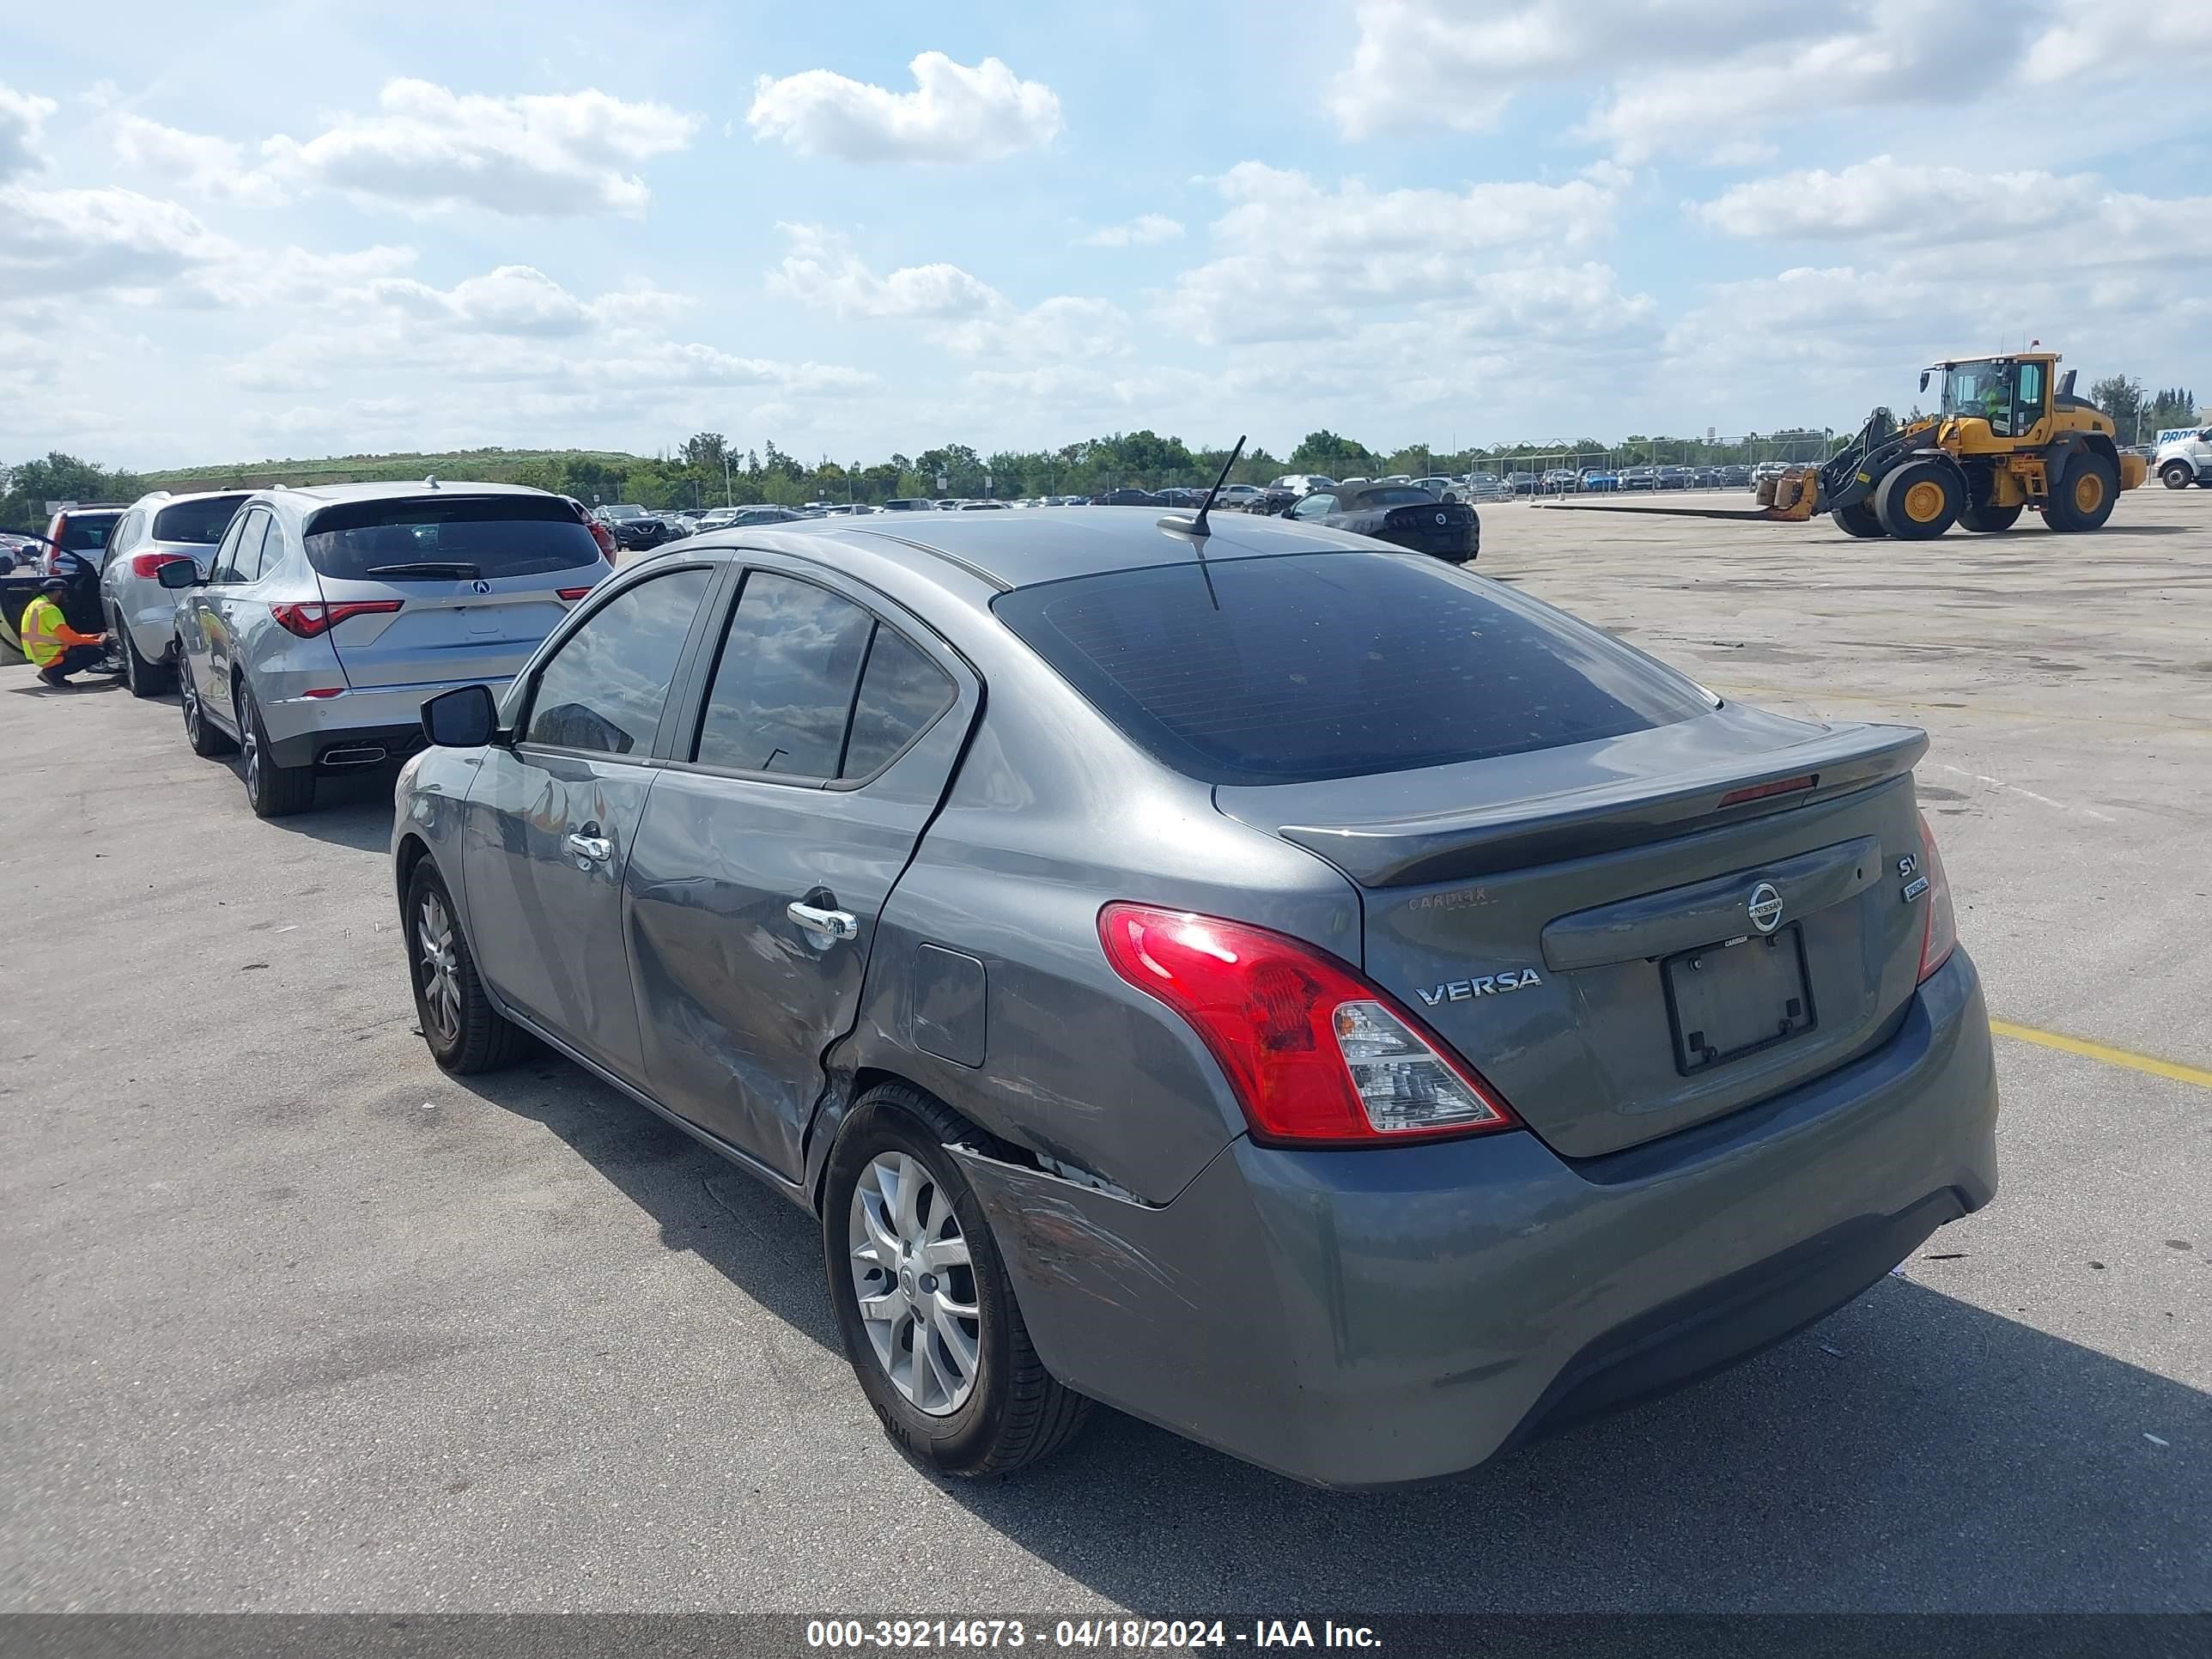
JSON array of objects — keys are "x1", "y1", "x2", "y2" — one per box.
[
  {"x1": 1918, "y1": 370, "x2": 1930, "y2": 393},
  {"x1": 157, "y1": 559, "x2": 203, "y2": 589},
  {"x1": 2057, "y1": 369, "x2": 2076, "y2": 399},
  {"x1": 422, "y1": 683, "x2": 500, "y2": 749}
]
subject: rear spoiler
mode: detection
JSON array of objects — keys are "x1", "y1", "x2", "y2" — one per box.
[{"x1": 1248, "y1": 721, "x2": 1927, "y2": 887}]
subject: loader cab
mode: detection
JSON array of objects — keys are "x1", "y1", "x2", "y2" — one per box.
[{"x1": 1925, "y1": 356, "x2": 2054, "y2": 446}]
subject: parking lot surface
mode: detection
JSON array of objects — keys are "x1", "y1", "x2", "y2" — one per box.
[{"x1": 3, "y1": 491, "x2": 2207, "y2": 1613}]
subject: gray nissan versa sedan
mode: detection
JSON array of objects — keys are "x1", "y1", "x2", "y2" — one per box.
[{"x1": 391, "y1": 507, "x2": 1998, "y2": 1489}]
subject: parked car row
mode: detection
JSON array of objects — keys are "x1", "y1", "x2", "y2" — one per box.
[{"x1": 19, "y1": 480, "x2": 2000, "y2": 1495}]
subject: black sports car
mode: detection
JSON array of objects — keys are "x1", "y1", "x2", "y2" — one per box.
[{"x1": 1281, "y1": 482, "x2": 1478, "y2": 562}]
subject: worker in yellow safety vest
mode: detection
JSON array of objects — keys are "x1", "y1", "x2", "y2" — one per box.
[{"x1": 20, "y1": 577, "x2": 109, "y2": 687}]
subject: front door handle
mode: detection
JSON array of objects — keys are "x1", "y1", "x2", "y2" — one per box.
[
  {"x1": 787, "y1": 900, "x2": 859, "y2": 944},
  {"x1": 567, "y1": 832, "x2": 612, "y2": 863}
]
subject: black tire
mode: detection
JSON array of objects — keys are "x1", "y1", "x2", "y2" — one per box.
[
  {"x1": 235, "y1": 677, "x2": 316, "y2": 817},
  {"x1": 1875, "y1": 460, "x2": 1961, "y2": 540},
  {"x1": 1958, "y1": 501, "x2": 2024, "y2": 533},
  {"x1": 178, "y1": 648, "x2": 236, "y2": 757},
  {"x1": 2159, "y1": 461, "x2": 2192, "y2": 490},
  {"x1": 1830, "y1": 501, "x2": 1884, "y2": 538},
  {"x1": 404, "y1": 859, "x2": 529, "y2": 1073},
  {"x1": 2046, "y1": 452, "x2": 2119, "y2": 532},
  {"x1": 824, "y1": 1085, "x2": 1091, "y2": 1477},
  {"x1": 112, "y1": 607, "x2": 173, "y2": 697}
]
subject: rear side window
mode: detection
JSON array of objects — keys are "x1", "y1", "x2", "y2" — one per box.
[
  {"x1": 523, "y1": 568, "x2": 713, "y2": 757},
  {"x1": 302, "y1": 495, "x2": 599, "y2": 582},
  {"x1": 213, "y1": 511, "x2": 270, "y2": 583},
  {"x1": 691, "y1": 573, "x2": 874, "y2": 777},
  {"x1": 57, "y1": 514, "x2": 118, "y2": 552},
  {"x1": 842, "y1": 629, "x2": 956, "y2": 777},
  {"x1": 154, "y1": 496, "x2": 246, "y2": 544},
  {"x1": 994, "y1": 551, "x2": 1714, "y2": 786}
]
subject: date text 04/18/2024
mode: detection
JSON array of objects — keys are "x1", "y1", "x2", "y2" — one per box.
[{"x1": 803, "y1": 1620, "x2": 1381, "y2": 1650}]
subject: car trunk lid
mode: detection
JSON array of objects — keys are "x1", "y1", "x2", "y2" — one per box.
[{"x1": 1216, "y1": 712, "x2": 1932, "y2": 1157}]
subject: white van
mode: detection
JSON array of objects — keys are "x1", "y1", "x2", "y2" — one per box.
[{"x1": 2154, "y1": 427, "x2": 2211, "y2": 489}]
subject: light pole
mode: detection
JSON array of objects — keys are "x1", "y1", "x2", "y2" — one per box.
[{"x1": 723, "y1": 453, "x2": 733, "y2": 507}]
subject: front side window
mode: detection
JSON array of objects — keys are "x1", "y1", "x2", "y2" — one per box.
[
  {"x1": 214, "y1": 511, "x2": 270, "y2": 583},
  {"x1": 691, "y1": 572, "x2": 874, "y2": 777},
  {"x1": 522, "y1": 568, "x2": 714, "y2": 757}
]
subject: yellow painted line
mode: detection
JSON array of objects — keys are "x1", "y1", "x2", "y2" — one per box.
[{"x1": 1989, "y1": 1020, "x2": 2212, "y2": 1090}]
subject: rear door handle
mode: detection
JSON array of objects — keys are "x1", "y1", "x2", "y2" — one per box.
[
  {"x1": 567, "y1": 833, "x2": 612, "y2": 863},
  {"x1": 787, "y1": 901, "x2": 859, "y2": 944}
]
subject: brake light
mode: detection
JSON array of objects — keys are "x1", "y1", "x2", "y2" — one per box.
[
  {"x1": 1097, "y1": 903, "x2": 1516, "y2": 1146},
  {"x1": 586, "y1": 520, "x2": 617, "y2": 558},
  {"x1": 131, "y1": 552, "x2": 190, "y2": 580},
  {"x1": 1917, "y1": 811, "x2": 1957, "y2": 982},
  {"x1": 270, "y1": 599, "x2": 403, "y2": 638},
  {"x1": 556, "y1": 585, "x2": 595, "y2": 601}
]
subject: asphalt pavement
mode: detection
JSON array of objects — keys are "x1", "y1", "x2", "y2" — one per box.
[{"x1": 2, "y1": 489, "x2": 2206, "y2": 1614}]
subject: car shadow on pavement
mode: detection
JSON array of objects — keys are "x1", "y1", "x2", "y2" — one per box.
[
  {"x1": 440, "y1": 1051, "x2": 2210, "y2": 1610},
  {"x1": 455, "y1": 1060, "x2": 841, "y2": 1351},
  {"x1": 253, "y1": 764, "x2": 401, "y2": 854}
]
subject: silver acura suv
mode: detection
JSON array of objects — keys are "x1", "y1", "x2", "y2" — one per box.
[
  {"x1": 162, "y1": 481, "x2": 611, "y2": 817},
  {"x1": 99, "y1": 489, "x2": 249, "y2": 696},
  {"x1": 391, "y1": 507, "x2": 1997, "y2": 1488}
]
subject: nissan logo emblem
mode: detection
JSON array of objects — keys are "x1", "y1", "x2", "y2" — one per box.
[
  {"x1": 1747, "y1": 882, "x2": 1784, "y2": 933},
  {"x1": 1435, "y1": 512, "x2": 1448, "y2": 525}
]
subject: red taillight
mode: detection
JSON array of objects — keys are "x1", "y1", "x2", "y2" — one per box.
[
  {"x1": 587, "y1": 520, "x2": 617, "y2": 558},
  {"x1": 269, "y1": 599, "x2": 402, "y2": 638},
  {"x1": 301, "y1": 688, "x2": 344, "y2": 699},
  {"x1": 1097, "y1": 903, "x2": 1517, "y2": 1147},
  {"x1": 1917, "y1": 811, "x2": 1957, "y2": 982},
  {"x1": 1719, "y1": 773, "x2": 1818, "y2": 808},
  {"x1": 556, "y1": 585, "x2": 595, "y2": 601},
  {"x1": 131, "y1": 552, "x2": 190, "y2": 580}
]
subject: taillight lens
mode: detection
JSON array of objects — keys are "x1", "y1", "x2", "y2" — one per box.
[
  {"x1": 131, "y1": 552, "x2": 190, "y2": 580},
  {"x1": 587, "y1": 520, "x2": 618, "y2": 558},
  {"x1": 270, "y1": 599, "x2": 402, "y2": 638},
  {"x1": 556, "y1": 585, "x2": 595, "y2": 601},
  {"x1": 1097, "y1": 903, "x2": 1516, "y2": 1146},
  {"x1": 1917, "y1": 811, "x2": 1957, "y2": 982}
]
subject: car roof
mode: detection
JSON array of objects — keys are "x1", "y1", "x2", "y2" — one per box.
[
  {"x1": 129, "y1": 487, "x2": 252, "y2": 509},
  {"x1": 236, "y1": 479, "x2": 562, "y2": 526},
  {"x1": 710, "y1": 504, "x2": 1376, "y2": 592}
]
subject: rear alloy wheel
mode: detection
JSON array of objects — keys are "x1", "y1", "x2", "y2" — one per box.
[
  {"x1": 1958, "y1": 501, "x2": 2024, "y2": 533},
  {"x1": 235, "y1": 677, "x2": 316, "y2": 817},
  {"x1": 112, "y1": 607, "x2": 173, "y2": 697},
  {"x1": 826, "y1": 1085, "x2": 1090, "y2": 1476},
  {"x1": 1829, "y1": 501, "x2": 1884, "y2": 538},
  {"x1": 405, "y1": 860, "x2": 528, "y2": 1073},
  {"x1": 178, "y1": 649, "x2": 236, "y2": 757},
  {"x1": 1875, "y1": 460, "x2": 1961, "y2": 540},
  {"x1": 2160, "y1": 460, "x2": 2193, "y2": 490},
  {"x1": 2045, "y1": 453, "x2": 2119, "y2": 532}
]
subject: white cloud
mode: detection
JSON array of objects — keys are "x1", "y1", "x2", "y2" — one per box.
[
  {"x1": 0, "y1": 184, "x2": 231, "y2": 299},
  {"x1": 1079, "y1": 214, "x2": 1182, "y2": 248},
  {"x1": 766, "y1": 224, "x2": 1002, "y2": 319},
  {"x1": 259, "y1": 79, "x2": 700, "y2": 216},
  {"x1": 1159, "y1": 162, "x2": 1632, "y2": 343},
  {"x1": 746, "y1": 52, "x2": 1061, "y2": 163},
  {"x1": 1692, "y1": 158, "x2": 2212, "y2": 270},
  {"x1": 112, "y1": 116, "x2": 287, "y2": 206},
  {"x1": 0, "y1": 84, "x2": 57, "y2": 181},
  {"x1": 765, "y1": 225, "x2": 1123, "y2": 359},
  {"x1": 362, "y1": 264, "x2": 691, "y2": 337},
  {"x1": 1329, "y1": 1, "x2": 2212, "y2": 160}
]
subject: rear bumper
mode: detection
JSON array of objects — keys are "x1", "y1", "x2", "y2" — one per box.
[
  {"x1": 957, "y1": 948, "x2": 1998, "y2": 1489},
  {"x1": 261, "y1": 678, "x2": 512, "y2": 769}
]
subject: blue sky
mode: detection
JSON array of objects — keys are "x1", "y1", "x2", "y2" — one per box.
[{"x1": 4, "y1": 0, "x2": 2208, "y2": 470}]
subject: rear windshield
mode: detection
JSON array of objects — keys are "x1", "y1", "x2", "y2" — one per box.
[
  {"x1": 58, "y1": 513, "x2": 119, "y2": 551},
  {"x1": 993, "y1": 551, "x2": 1713, "y2": 786},
  {"x1": 302, "y1": 496, "x2": 600, "y2": 581},
  {"x1": 1345, "y1": 486, "x2": 1437, "y2": 508},
  {"x1": 154, "y1": 496, "x2": 246, "y2": 544}
]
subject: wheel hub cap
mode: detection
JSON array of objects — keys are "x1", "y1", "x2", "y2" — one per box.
[
  {"x1": 848, "y1": 1151, "x2": 980, "y2": 1417},
  {"x1": 417, "y1": 895, "x2": 462, "y2": 1044},
  {"x1": 1904, "y1": 480, "x2": 1944, "y2": 522},
  {"x1": 2075, "y1": 476, "x2": 2101, "y2": 510}
]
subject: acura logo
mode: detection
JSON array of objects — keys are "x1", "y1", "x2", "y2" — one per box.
[
  {"x1": 1747, "y1": 881, "x2": 1784, "y2": 933},
  {"x1": 471, "y1": 579, "x2": 492, "y2": 595},
  {"x1": 1435, "y1": 512, "x2": 1448, "y2": 525}
]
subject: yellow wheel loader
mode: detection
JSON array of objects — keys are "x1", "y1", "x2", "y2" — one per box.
[{"x1": 1544, "y1": 352, "x2": 2148, "y2": 538}]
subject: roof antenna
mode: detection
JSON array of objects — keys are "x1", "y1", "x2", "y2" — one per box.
[{"x1": 1160, "y1": 434, "x2": 1244, "y2": 611}]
